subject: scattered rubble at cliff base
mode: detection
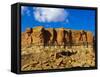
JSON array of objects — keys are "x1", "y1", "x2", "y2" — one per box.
[{"x1": 21, "y1": 26, "x2": 95, "y2": 71}]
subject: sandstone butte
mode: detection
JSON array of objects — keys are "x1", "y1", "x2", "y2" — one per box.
[{"x1": 21, "y1": 26, "x2": 94, "y2": 47}]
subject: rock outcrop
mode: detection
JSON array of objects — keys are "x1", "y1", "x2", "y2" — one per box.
[
  {"x1": 21, "y1": 28, "x2": 32, "y2": 47},
  {"x1": 31, "y1": 26, "x2": 45, "y2": 46},
  {"x1": 45, "y1": 28, "x2": 56, "y2": 45},
  {"x1": 21, "y1": 26, "x2": 95, "y2": 71},
  {"x1": 57, "y1": 28, "x2": 65, "y2": 45},
  {"x1": 87, "y1": 31, "x2": 94, "y2": 44},
  {"x1": 21, "y1": 26, "x2": 94, "y2": 48}
]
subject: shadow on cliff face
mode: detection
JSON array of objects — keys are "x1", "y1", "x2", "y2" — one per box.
[
  {"x1": 44, "y1": 30, "x2": 51, "y2": 44},
  {"x1": 22, "y1": 26, "x2": 94, "y2": 48},
  {"x1": 44, "y1": 29, "x2": 57, "y2": 46}
]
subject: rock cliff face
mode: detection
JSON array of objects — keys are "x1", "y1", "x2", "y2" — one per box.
[
  {"x1": 57, "y1": 28, "x2": 65, "y2": 45},
  {"x1": 31, "y1": 26, "x2": 44, "y2": 46},
  {"x1": 21, "y1": 26, "x2": 95, "y2": 71},
  {"x1": 21, "y1": 28, "x2": 32, "y2": 47},
  {"x1": 21, "y1": 26, "x2": 94, "y2": 47}
]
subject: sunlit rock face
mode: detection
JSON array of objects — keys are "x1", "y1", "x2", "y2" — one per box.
[
  {"x1": 21, "y1": 26, "x2": 95, "y2": 71},
  {"x1": 21, "y1": 26, "x2": 94, "y2": 47},
  {"x1": 87, "y1": 31, "x2": 94, "y2": 44},
  {"x1": 21, "y1": 28, "x2": 32, "y2": 47},
  {"x1": 56, "y1": 28, "x2": 65, "y2": 46},
  {"x1": 31, "y1": 26, "x2": 45, "y2": 46}
]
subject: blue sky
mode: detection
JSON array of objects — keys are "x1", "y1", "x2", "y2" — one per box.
[{"x1": 21, "y1": 6, "x2": 95, "y2": 35}]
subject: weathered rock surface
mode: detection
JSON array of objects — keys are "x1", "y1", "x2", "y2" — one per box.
[
  {"x1": 21, "y1": 26, "x2": 94, "y2": 47},
  {"x1": 21, "y1": 28, "x2": 32, "y2": 47},
  {"x1": 31, "y1": 26, "x2": 45, "y2": 46},
  {"x1": 44, "y1": 28, "x2": 55, "y2": 45},
  {"x1": 87, "y1": 31, "x2": 94, "y2": 44},
  {"x1": 21, "y1": 46, "x2": 95, "y2": 71},
  {"x1": 57, "y1": 28, "x2": 65, "y2": 45},
  {"x1": 21, "y1": 26, "x2": 95, "y2": 71}
]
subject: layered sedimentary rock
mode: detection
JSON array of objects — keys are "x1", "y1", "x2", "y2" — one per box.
[{"x1": 21, "y1": 26, "x2": 94, "y2": 47}]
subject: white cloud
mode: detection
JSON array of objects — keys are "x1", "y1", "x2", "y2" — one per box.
[
  {"x1": 21, "y1": 6, "x2": 30, "y2": 16},
  {"x1": 33, "y1": 7, "x2": 68, "y2": 22}
]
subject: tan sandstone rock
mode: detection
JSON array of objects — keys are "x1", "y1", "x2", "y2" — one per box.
[
  {"x1": 57, "y1": 28, "x2": 65, "y2": 45},
  {"x1": 31, "y1": 26, "x2": 44, "y2": 46}
]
